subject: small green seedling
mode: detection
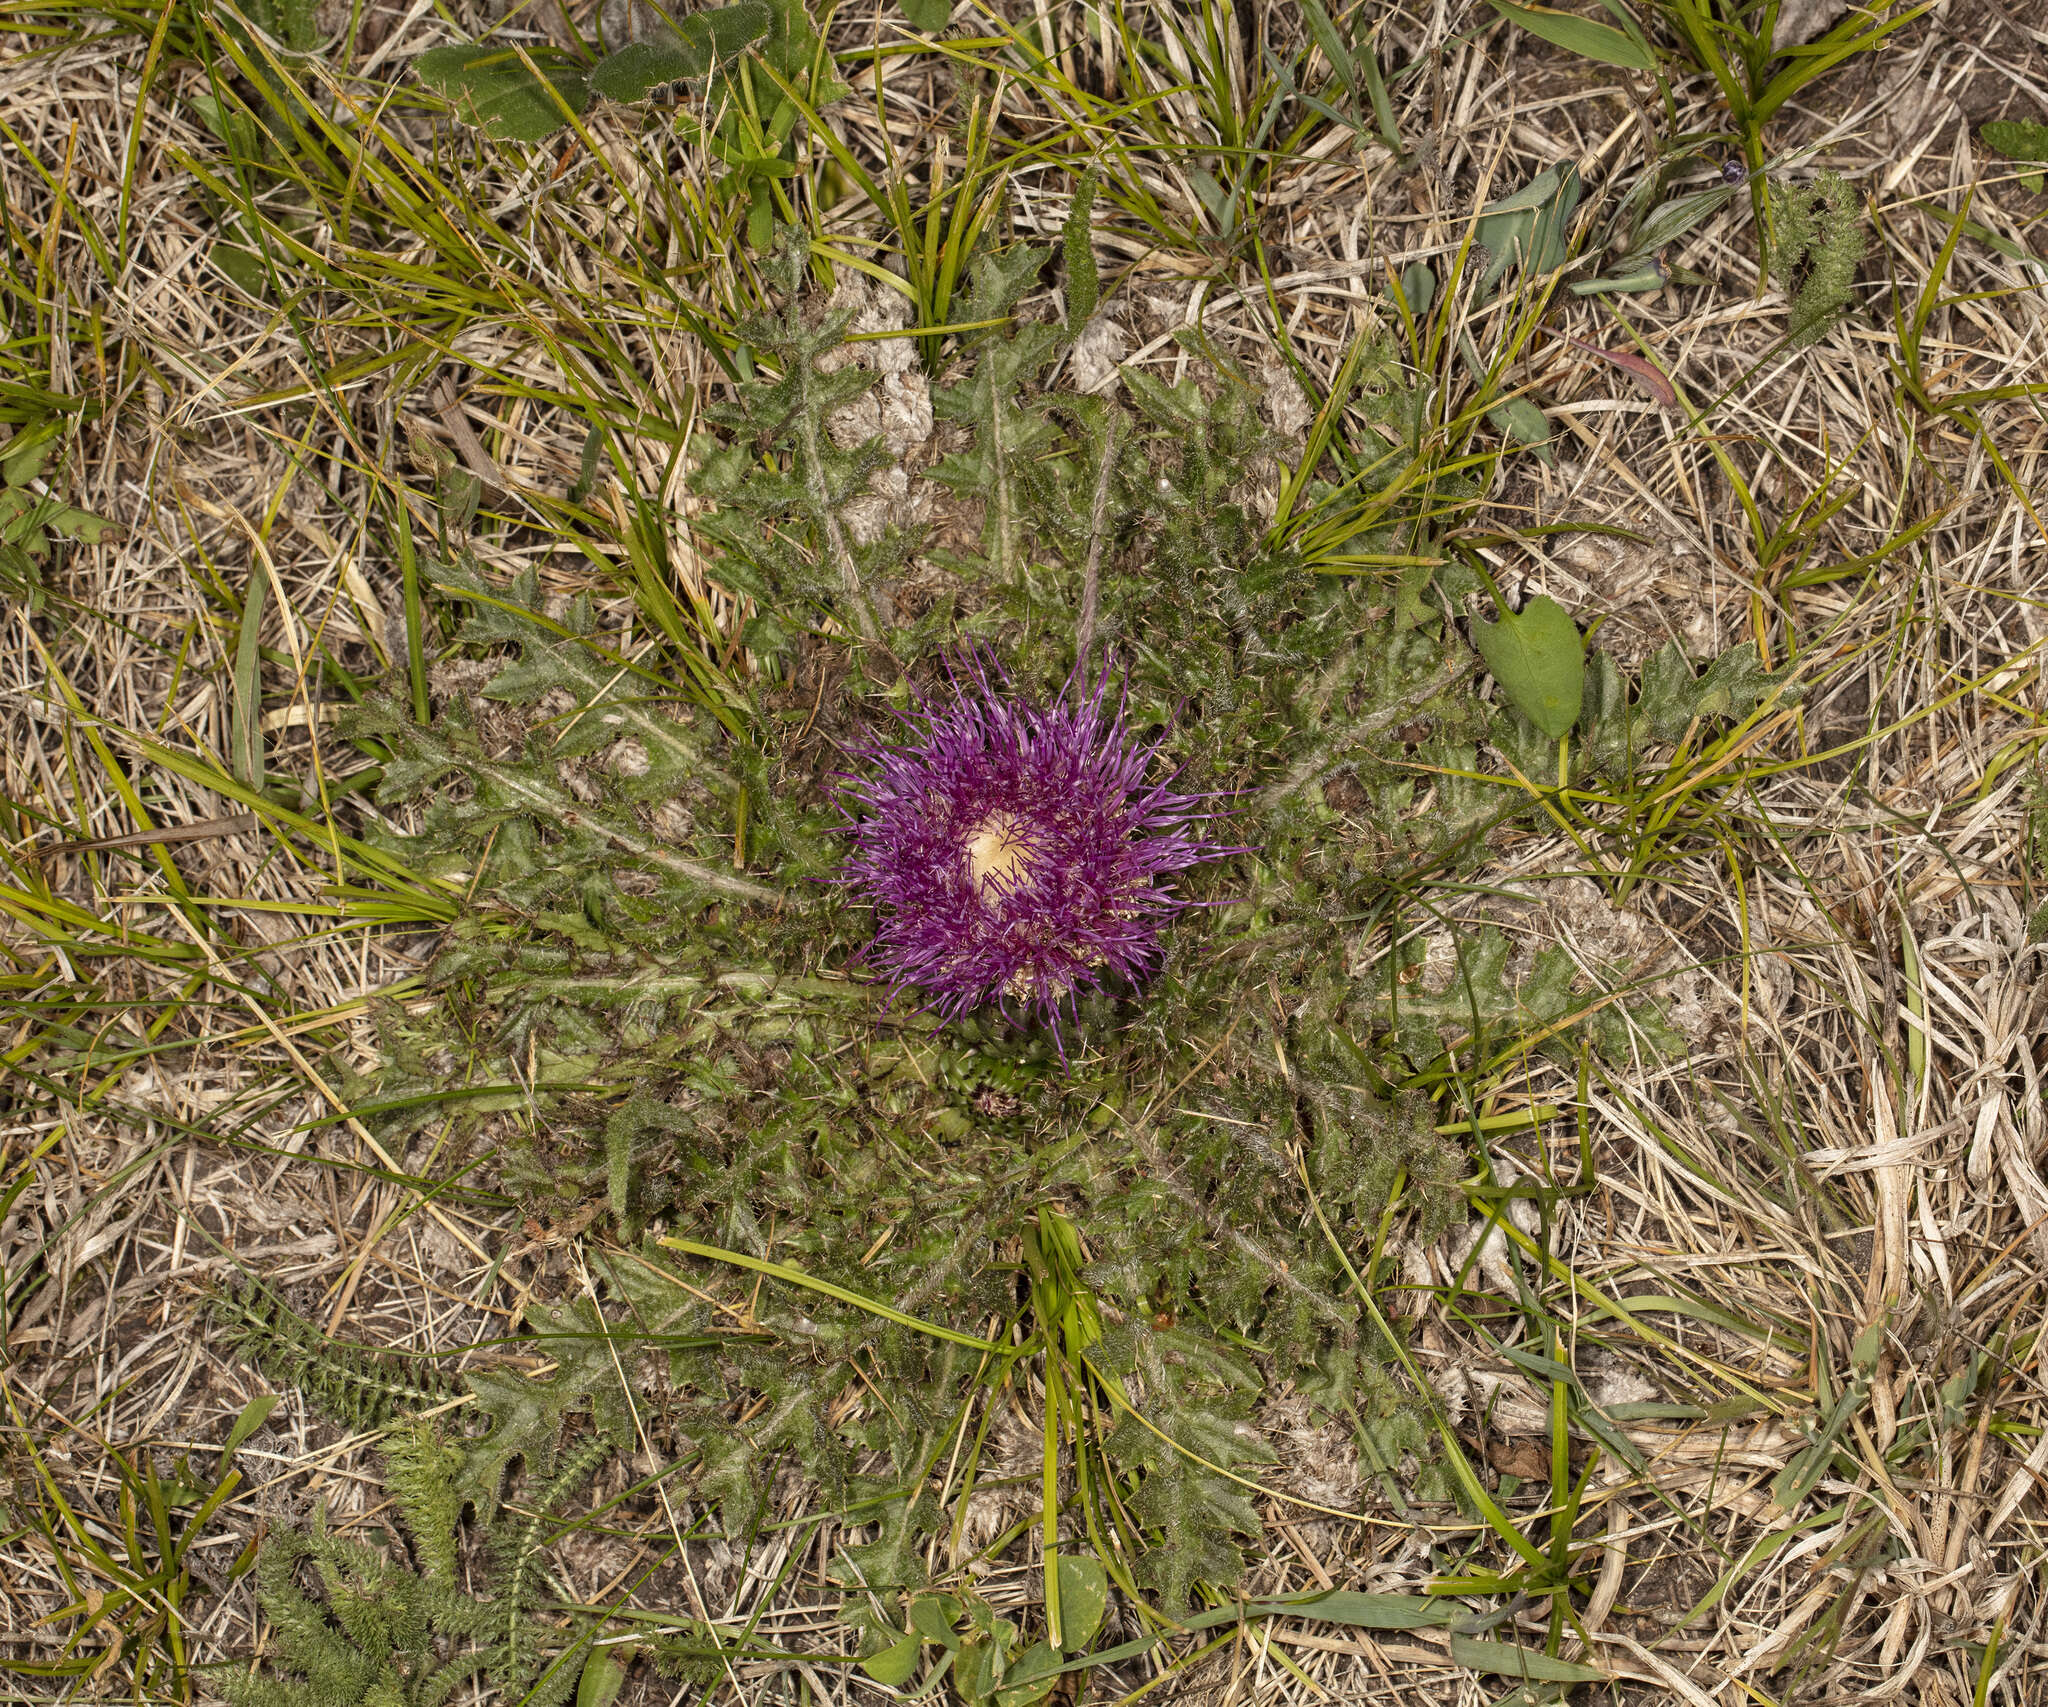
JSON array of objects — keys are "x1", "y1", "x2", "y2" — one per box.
[
  {"x1": 0, "y1": 421, "x2": 119, "y2": 613},
  {"x1": 1474, "y1": 162, "x2": 1582, "y2": 298},
  {"x1": 863, "y1": 1564, "x2": 1109, "y2": 1706},
  {"x1": 1979, "y1": 119, "x2": 2048, "y2": 193}
]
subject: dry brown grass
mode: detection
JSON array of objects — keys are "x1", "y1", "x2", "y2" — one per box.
[{"x1": 3, "y1": 0, "x2": 2047, "y2": 1701}]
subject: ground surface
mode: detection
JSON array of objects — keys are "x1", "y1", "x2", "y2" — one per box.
[{"x1": 3, "y1": 0, "x2": 2048, "y2": 1703}]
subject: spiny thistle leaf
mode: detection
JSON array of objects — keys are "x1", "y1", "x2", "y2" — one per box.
[
  {"x1": 927, "y1": 247, "x2": 1066, "y2": 580},
  {"x1": 1096, "y1": 1320, "x2": 1273, "y2": 1615},
  {"x1": 1378, "y1": 924, "x2": 1685, "y2": 1067},
  {"x1": 689, "y1": 231, "x2": 916, "y2": 639},
  {"x1": 457, "y1": 1296, "x2": 636, "y2": 1523}
]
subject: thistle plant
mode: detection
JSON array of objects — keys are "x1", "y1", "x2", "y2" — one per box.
[
  {"x1": 225, "y1": 215, "x2": 1819, "y2": 1694},
  {"x1": 836, "y1": 658, "x2": 1226, "y2": 1037}
]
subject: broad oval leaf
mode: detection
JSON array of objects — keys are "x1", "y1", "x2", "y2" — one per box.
[
  {"x1": 590, "y1": 2, "x2": 771, "y2": 99},
  {"x1": 1487, "y1": 396, "x2": 1554, "y2": 464},
  {"x1": 0, "y1": 488, "x2": 122, "y2": 552},
  {"x1": 1471, "y1": 595, "x2": 1584, "y2": 739},
  {"x1": 590, "y1": 38, "x2": 696, "y2": 101},
  {"x1": 220, "y1": 1394, "x2": 280, "y2": 1463},
  {"x1": 575, "y1": 1651, "x2": 625, "y2": 1707},
  {"x1": 910, "y1": 1593, "x2": 962, "y2": 1648},
  {"x1": 0, "y1": 419, "x2": 63, "y2": 485},
  {"x1": 993, "y1": 1640, "x2": 1062, "y2": 1707},
  {"x1": 1475, "y1": 162, "x2": 1582, "y2": 293},
  {"x1": 701, "y1": 0, "x2": 774, "y2": 57},
  {"x1": 859, "y1": 1632, "x2": 922, "y2": 1686},
  {"x1": 1054, "y1": 1555, "x2": 1108, "y2": 1651},
  {"x1": 1484, "y1": 0, "x2": 1658, "y2": 69},
  {"x1": 1982, "y1": 120, "x2": 2048, "y2": 163},
  {"x1": 1388, "y1": 261, "x2": 1436, "y2": 318}
]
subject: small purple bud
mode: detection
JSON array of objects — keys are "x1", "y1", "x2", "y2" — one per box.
[
  {"x1": 835, "y1": 656, "x2": 1227, "y2": 1042},
  {"x1": 1722, "y1": 159, "x2": 1748, "y2": 185}
]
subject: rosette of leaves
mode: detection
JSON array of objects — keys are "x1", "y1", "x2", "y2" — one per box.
[{"x1": 327, "y1": 235, "x2": 1826, "y2": 1643}]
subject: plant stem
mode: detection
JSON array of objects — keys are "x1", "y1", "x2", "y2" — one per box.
[{"x1": 1075, "y1": 405, "x2": 1120, "y2": 667}]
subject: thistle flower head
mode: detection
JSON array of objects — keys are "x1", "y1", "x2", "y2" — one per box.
[{"x1": 836, "y1": 657, "x2": 1225, "y2": 1039}]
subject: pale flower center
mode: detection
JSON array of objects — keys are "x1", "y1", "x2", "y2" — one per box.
[{"x1": 964, "y1": 812, "x2": 1033, "y2": 893}]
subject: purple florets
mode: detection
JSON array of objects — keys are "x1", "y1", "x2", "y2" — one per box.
[{"x1": 836, "y1": 658, "x2": 1224, "y2": 1037}]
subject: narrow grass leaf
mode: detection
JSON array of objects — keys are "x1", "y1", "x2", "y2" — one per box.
[
  {"x1": 1484, "y1": 0, "x2": 1657, "y2": 69},
  {"x1": 659, "y1": 1237, "x2": 1002, "y2": 1349},
  {"x1": 1450, "y1": 1637, "x2": 1607, "y2": 1682},
  {"x1": 1276, "y1": 1591, "x2": 1451, "y2": 1629},
  {"x1": 231, "y1": 568, "x2": 265, "y2": 789},
  {"x1": 1299, "y1": 0, "x2": 1356, "y2": 91},
  {"x1": 1046, "y1": 1590, "x2": 1453, "y2": 1675}
]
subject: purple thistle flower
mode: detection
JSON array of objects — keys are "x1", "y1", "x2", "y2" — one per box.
[{"x1": 835, "y1": 657, "x2": 1226, "y2": 1040}]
